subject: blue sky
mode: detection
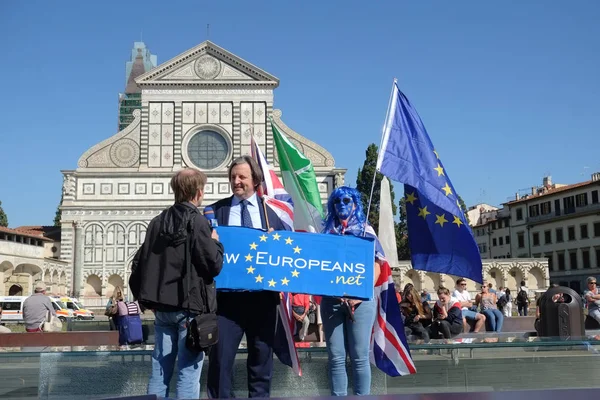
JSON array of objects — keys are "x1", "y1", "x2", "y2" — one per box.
[{"x1": 1, "y1": 0, "x2": 599, "y2": 227}]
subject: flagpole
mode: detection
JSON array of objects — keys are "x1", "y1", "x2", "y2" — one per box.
[
  {"x1": 365, "y1": 78, "x2": 397, "y2": 234},
  {"x1": 270, "y1": 117, "x2": 321, "y2": 231}
]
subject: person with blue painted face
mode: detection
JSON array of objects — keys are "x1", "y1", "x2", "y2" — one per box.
[{"x1": 321, "y1": 186, "x2": 382, "y2": 396}]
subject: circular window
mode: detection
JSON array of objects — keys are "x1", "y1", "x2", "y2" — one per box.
[{"x1": 186, "y1": 130, "x2": 229, "y2": 170}]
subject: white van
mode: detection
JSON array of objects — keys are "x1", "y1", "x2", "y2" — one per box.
[{"x1": 0, "y1": 296, "x2": 74, "y2": 323}]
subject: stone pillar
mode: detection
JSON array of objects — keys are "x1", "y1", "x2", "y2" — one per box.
[
  {"x1": 591, "y1": 246, "x2": 598, "y2": 269},
  {"x1": 564, "y1": 250, "x2": 571, "y2": 271},
  {"x1": 72, "y1": 222, "x2": 84, "y2": 298},
  {"x1": 576, "y1": 248, "x2": 583, "y2": 270}
]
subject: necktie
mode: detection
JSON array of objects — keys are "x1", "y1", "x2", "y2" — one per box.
[{"x1": 240, "y1": 200, "x2": 253, "y2": 228}]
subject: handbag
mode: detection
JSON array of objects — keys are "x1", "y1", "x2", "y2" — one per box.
[
  {"x1": 42, "y1": 311, "x2": 63, "y2": 332},
  {"x1": 183, "y1": 216, "x2": 219, "y2": 353},
  {"x1": 104, "y1": 299, "x2": 118, "y2": 317}
]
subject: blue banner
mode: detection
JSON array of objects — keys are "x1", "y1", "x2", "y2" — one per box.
[{"x1": 215, "y1": 226, "x2": 375, "y2": 300}]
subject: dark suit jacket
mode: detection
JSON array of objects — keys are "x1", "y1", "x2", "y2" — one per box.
[
  {"x1": 209, "y1": 195, "x2": 288, "y2": 232},
  {"x1": 209, "y1": 194, "x2": 289, "y2": 303}
]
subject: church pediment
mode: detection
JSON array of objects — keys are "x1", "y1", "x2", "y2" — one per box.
[
  {"x1": 135, "y1": 41, "x2": 279, "y2": 87},
  {"x1": 77, "y1": 109, "x2": 141, "y2": 169}
]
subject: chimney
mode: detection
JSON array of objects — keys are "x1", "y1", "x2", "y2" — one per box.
[
  {"x1": 592, "y1": 172, "x2": 600, "y2": 182},
  {"x1": 515, "y1": 192, "x2": 520, "y2": 201},
  {"x1": 531, "y1": 187, "x2": 536, "y2": 196},
  {"x1": 543, "y1": 176, "x2": 552, "y2": 187}
]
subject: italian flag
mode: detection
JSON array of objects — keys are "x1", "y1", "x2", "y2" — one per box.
[{"x1": 271, "y1": 120, "x2": 324, "y2": 232}]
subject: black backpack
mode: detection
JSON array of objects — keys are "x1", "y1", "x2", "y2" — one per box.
[
  {"x1": 517, "y1": 289, "x2": 528, "y2": 305},
  {"x1": 497, "y1": 295, "x2": 508, "y2": 309}
]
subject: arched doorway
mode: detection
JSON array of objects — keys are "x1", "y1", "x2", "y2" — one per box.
[
  {"x1": 405, "y1": 270, "x2": 421, "y2": 292},
  {"x1": 485, "y1": 267, "x2": 503, "y2": 291},
  {"x1": 506, "y1": 267, "x2": 524, "y2": 292},
  {"x1": 84, "y1": 275, "x2": 102, "y2": 297},
  {"x1": 106, "y1": 274, "x2": 124, "y2": 298},
  {"x1": 8, "y1": 284, "x2": 22, "y2": 296},
  {"x1": 528, "y1": 267, "x2": 545, "y2": 290}
]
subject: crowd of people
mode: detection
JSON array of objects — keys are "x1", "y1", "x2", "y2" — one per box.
[{"x1": 398, "y1": 278, "x2": 535, "y2": 341}]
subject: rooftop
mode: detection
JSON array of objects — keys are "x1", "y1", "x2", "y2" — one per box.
[
  {"x1": 505, "y1": 179, "x2": 598, "y2": 205},
  {"x1": 0, "y1": 226, "x2": 58, "y2": 242}
]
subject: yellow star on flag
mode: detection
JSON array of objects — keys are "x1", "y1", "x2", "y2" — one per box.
[
  {"x1": 285, "y1": 237, "x2": 293, "y2": 245},
  {"x1": 406, "y1": 192, "x2": 418, "y2": 205},
  {"x1": 249, "y1": 242, "x2": 258, "y2": 250},
  {"x1": 442, "y1": 183, "x2": 452, "y2": 196},
  {"x1": 281, "y1": 277, "x2": 290, "y2": 286},
  {"x1": 435, "y1": 214, "x2": 448, "y2": 227},
  {"x1": 255, "y1": 274, "x2": 263, "y2": 283},
  {"x1": 418, "y1": 206, "x2": 430, "y2": 219},
  {"x1": 268, "y1": 279, "x2": 276, "y2": 287},
  {"x1": 293, "y1": 245, "x2": 302, "y2": 254},
  {"x1": 452, "y1": 216, "x2": 463, "y2": 228},
  {"x1": 259, "y1": 234, "x2": 268, "y2": 242},
  {"x1": 434, "y1": 163, "x2": 445, "y2": 177},
  {"x1": 245, "y1": 254, "x2": 253, "y2": 262},
  {"x1": 246, "y1": 266, "x2": 255, "y2": 274},
  {"x1": 291, "y1": 269, "x2": 300, "y2": 278},
  {"x1": 272, "y1": 233, "x2": 281, "y2": 240},
  {"x1": 433, "y1": 149, "x2": 440, "y2": 159}
]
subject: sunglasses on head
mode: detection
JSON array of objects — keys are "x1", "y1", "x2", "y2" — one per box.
[{"x1": 334, "y1": 197, "x2": 352, "y2": 205}]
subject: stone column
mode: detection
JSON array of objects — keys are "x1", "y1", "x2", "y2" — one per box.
[
  {"x1": 72, "y1": 222, "x2": 84, "y2": 298},
  {"x1": 576, "y1": 248, "x2": 583, "y2": 270},
  {"x1": 591, "y1": 246, "x2": 598, "y2": 269},
  {"x1": 564, "y1": 250, "x2": 571, "y2": 271}
]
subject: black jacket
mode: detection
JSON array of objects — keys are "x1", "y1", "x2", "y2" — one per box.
[{"x1": 129, "y1": 202, "x2": 224, "y2": 314}]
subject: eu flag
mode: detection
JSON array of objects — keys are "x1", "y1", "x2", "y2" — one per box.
[{"x1": 376, "y1": 82, "x2": 483, "y2": 283}]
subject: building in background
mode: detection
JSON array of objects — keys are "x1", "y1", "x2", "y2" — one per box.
[
  {"x1": 469, "y1": 174, "x2": 600, "y2": 293},
  {"x1": 118, "y1": 42, "x2": 158, "y2": 132},
  {"x1": 60, "y1": 41, "x2": 346, "y2": 306},
  {"x1": 0, "y1": 226, "x2": 69, "y2": 296}
]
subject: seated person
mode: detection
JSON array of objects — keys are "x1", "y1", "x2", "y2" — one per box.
[
  {"x1": 400, "y1": 287, "x2": 432, "y2": 341},
  {"x1": 475, "y1": 280, "x2": 504, "y2": 332},
  {"x1": 453, "y1": 278, "x2": 485, "y2": 332},
  {"x1": 429, "y1": 287, "x2": 463, "y2": 339},
  {"x1": 584, "y1": 277, "x2": 600, "y2": 325}
]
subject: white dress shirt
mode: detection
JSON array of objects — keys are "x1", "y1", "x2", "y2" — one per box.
[{"x1": 228, "y1": 193, "x2": 262, "y2": 229}]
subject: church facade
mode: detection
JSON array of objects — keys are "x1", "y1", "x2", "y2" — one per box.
[{"x1": 59, "y1": 41, "x2": 345, "y2": 306}]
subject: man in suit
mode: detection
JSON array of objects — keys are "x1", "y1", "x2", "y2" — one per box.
[{"x1": 207, "y1": 155, "x2": 290, "y2": 398}]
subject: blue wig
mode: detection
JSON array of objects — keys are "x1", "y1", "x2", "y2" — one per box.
[{"x1": 322, "y1": 186, "x2": 367, "y2": 234}]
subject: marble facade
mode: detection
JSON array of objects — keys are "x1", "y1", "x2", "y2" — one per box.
[{"x1": 59, "y1": 41, "x2": 345, "y2": 305}]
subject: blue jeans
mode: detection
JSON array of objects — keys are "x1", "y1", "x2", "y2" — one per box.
[
  {"x1": 147, "y1": 310, "x2": 204, "y2": 399},
  {"x1": 321, "y1": 297, "x2": 376, "y2": 396},
  {"x1": 482, "y1": 308, "x2": 504, "y2": 332}
]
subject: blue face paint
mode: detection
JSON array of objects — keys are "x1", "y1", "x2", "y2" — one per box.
[{"x1": 334, "y1": 196, "x2": 354, "y2": 220}]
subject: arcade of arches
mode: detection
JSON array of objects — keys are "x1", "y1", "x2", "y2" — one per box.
[
  {"x1": 0, "y1": 258, "x2": 69, "y2": 297},
  {"x1": 393, "y1": 258, "x2": 550, "y2": 298}
]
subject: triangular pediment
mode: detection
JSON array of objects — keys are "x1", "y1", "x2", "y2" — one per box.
[{"x1": 135, "y1": 41, "x2": 279, "y2": 87}]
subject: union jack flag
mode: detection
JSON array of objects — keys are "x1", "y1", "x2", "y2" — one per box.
[
  {"x1": 364, "y1": 225, "x2": 416, "y2": 376},
  {"x1": 250, "y1": 136, "x2": 294, "y2": 230},
  {"x1": 250, "y1": 136, "x2": 302, "y2": 376}
]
